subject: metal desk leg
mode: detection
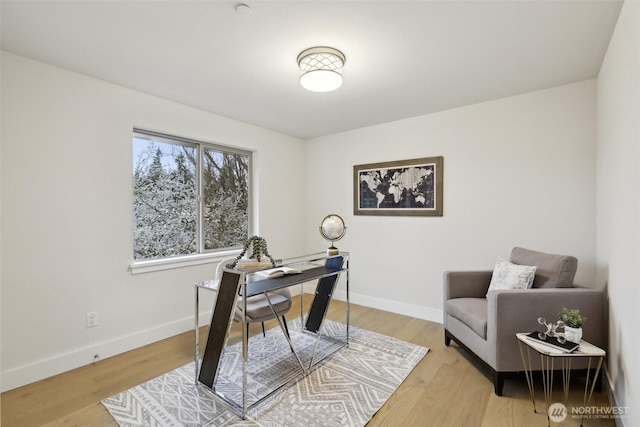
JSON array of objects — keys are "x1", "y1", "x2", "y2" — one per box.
[
  {"x1": 242, "y1": 283, "x2": 248, "y2": 419},
  {"x1": 194, "y1": 286, "x2": 200, "y2": 384},
  {"x1": 346, "y1": 256, "x2": 350, "y2": 343},
  {"x1": 264, "y1": 292, "x2": 306, "y2": 373},
  {"x1": 300, "y1": 282, "x2": 305, "y2": 324}
]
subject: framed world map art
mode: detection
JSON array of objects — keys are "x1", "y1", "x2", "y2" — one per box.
[{"x1": 353, "y1": 156, "x2": 443, "y2": 216}]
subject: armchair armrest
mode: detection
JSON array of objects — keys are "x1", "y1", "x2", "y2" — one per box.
[
  {"x1": 486, "y1": 287, "x2": 605, "y2": 372},
  {"x1": 444, "y1": 270, "x2": 493, "y2": 300}
]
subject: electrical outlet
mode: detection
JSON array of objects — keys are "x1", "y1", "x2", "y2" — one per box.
[{"x1": 86, "y1": 311, "x2": 98, "y2": 328}]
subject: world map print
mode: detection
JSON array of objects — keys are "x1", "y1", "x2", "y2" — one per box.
[{"x1": 359, "y1": 164, "x2": 436, "y2": 209}]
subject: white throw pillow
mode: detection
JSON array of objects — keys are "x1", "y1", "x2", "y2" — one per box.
[{"x1": 487, "y1": 257, "x2": 537, "y2": 295}]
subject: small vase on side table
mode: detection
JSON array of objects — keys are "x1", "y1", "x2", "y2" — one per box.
[{"x1": 564, "y1": 326, "x2": 583, "y2": 343}]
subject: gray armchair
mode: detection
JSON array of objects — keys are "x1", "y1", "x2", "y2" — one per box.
[{"x1": 443, "y1": 247, "x2": 605, "y2": 395}]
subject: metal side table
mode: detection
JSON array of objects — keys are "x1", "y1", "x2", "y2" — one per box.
[{"x1": 517, "y1": 333, "x2": 605, "y2": 427}]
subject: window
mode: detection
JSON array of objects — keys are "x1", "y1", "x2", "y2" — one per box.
[{"x1": 132, "y1": 129, "x2": 250, "y2": 261}]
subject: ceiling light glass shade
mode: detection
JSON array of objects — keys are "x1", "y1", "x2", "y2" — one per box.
[{"x1": 297, "y1": 47, "x2": 345, "y2": 92}]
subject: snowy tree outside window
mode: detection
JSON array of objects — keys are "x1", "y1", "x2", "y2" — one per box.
[{"x1": 133, "y1": 130, "x2": 250, "y2": 261}]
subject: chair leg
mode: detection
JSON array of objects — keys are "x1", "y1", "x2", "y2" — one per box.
[
  {"x1": 261, "y1": 322, "x2": 266, "y2": 337},
  {"x1": 282, "y1": 315, "x2": 290, "y2": 338},
  {"x1": 282, "y1": 315, "x2": 294, "y2": 353},
  {"x1": 492, "y1": 370, "x2": 505, "y2": 396},
  {"x1": 444, "y1": 330, "x2": 452, "y2": 346},
  {"x1": 246, "y1": 322, "x2": 250, "y2": 339}
]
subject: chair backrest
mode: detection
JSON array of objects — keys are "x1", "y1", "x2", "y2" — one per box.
[{"x1": 509, "y1": 247, "x2": 577, "y2": 288}]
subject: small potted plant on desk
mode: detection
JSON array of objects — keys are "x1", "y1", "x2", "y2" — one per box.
[
  {"x1": 229, "y1": 236, "x2": 279, "y2": 271},
  {"x1": 559, "y1": 307, "x2": 586, "y2": 343}
]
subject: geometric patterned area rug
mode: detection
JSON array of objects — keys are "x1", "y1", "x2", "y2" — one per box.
[{"x1": 102, "y1": 319, "x2": 429, "y2": 427}]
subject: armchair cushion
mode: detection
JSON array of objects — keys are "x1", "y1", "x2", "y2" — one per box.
[{"x1": 446, "y1": 298, "x2": 488, "y2": 339}]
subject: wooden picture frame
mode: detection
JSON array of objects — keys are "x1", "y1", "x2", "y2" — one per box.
[{"x1": 354, "y1": 156, "x2": 443, "y2": 216}]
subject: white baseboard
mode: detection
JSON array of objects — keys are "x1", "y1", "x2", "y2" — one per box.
[
  {"x1": 333, "y1": 289, "x2": 443, "y2": 324},
  {"x1": 602, "y1": 366, "x2": 628, "y2": 427},
  {"x1": 1, "y1": 289, "x2": 439, "y2": 392},
  {"x1": 1, "y1": 313, "x2": 212, "y2": 393}
]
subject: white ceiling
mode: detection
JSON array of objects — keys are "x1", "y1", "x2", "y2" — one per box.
[{"x1": 1, "y1": 0, "x2": 623, "y2": 140}]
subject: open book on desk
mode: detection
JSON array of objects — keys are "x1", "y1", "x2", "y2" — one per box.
[{"x1": 254, "y1": 266, "x2": 302, "y2": 279}]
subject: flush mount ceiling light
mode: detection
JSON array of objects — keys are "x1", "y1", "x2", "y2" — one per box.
[
  {"x1": 297, "y1": 46, "x2": 346, "y2": 93},
  {"x1": 235, "y1": 3, "x2": 252, "y2": 16}
]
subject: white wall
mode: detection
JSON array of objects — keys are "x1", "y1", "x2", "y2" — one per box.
[
  {"x1": 305, "y1": 80, "x2": 597, "y2": 323},
  {"x1": 596, "y1": 1, "x2": 640, "y2": 424},
  {"x1": 0, "y1": 52, "x2": 307, "y2": 391}
]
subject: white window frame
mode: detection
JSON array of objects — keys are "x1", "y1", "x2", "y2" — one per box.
[{"x1": 130, "y1": 129, "x2": 252, "y2": 274}]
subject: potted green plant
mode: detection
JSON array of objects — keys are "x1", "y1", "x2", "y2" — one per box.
[
  {"x1": 559, "y1": 307, "x2": 586, "y2": 343},
  {"x1": 228, "y1": 236, "x2": 279, "y2": 270}
]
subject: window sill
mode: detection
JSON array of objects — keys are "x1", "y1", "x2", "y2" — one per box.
[{"x1": 129, "y1": 250, "x2": 240, "y2": 275}]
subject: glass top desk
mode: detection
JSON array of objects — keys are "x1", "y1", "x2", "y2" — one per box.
[{"x1": 194, "y1": 251, "x2": 349, "y2": 419}]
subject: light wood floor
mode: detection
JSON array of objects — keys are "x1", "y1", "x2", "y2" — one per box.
[{"x1": 1, "y1": 296, "x2": 614, "y2": 427}]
